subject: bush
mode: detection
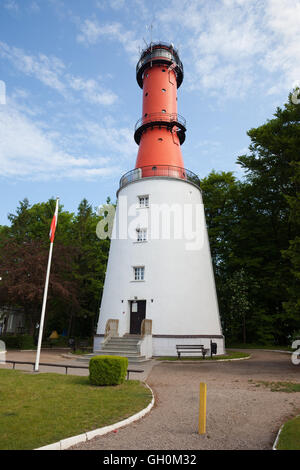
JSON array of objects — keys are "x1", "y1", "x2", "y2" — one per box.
[
  {"x1": 89, "y1": 355, "x2": 128, "y2": 386},
  {"x1": 42, "y1": 336, "x2": 69, "y2": 348},
  {"x1": 0, "y1": 335, "x2": 35, "y2": 350}
]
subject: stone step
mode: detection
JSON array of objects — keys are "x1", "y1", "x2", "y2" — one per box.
[
  {"x1": 75, "y1": 353, "x2": 149, "y2": 364},
  {"x1": 105, "y1": 341, "x2": 139, "y2": 347},
  {"x1": 93, "y1": 351, "x2": 148, "y2": 363},
  {"x1": 101, "y1": 344, "x2": 139, "y2": 354},
  {"x1": 96, "y1": 349, "x2": 141, "y2": 357},
  {"x1": 123, "y1": 335, "x2": 142, "y2": 339},
  {"x1": 107, "y1": 340, "x2": 140, "y2": 345}
]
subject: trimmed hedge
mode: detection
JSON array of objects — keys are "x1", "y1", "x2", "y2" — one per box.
[
  {"x1": 89, "y1": 355, "x2": 128, "y2": 386},
  {"x1": 0, "y1": 335, "x2": 35, "y2": 350}
]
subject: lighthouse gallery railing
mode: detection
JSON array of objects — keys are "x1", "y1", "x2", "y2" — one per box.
[{"x1": 119, "y1": 165, "x2": 201, "y2": 190}]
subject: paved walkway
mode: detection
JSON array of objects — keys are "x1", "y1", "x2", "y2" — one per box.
[
  {"x1": 72, "y1": 350, "x2": 300, "y2": 450},
  {"x1": 1, "y1": 349, "x2": 300, "y2": 450},
  {"x1": 2, "y1": 349, "x2": 155, "y2": 380}
]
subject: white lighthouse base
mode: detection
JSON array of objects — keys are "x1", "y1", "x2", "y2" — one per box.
[{"x1": 95, "y1": 176, "x2": 225, "y2": 358}]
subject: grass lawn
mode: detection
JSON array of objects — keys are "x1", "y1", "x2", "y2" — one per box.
[
  {"x1": 0, "y1": 369, "x2": 152, "y2": 450},
  {"x1": 156, "y1": 350, "x2": 250, "y2": 361},
  {"x1": 226, "y1": 343, "x2": 293, "y2": 351},
  {"x1": 277, "y1": 416, "x2": 300, "y2": 450},
  {"x1": 248, "y1": 379, "x2": 300, "y2": 393}
]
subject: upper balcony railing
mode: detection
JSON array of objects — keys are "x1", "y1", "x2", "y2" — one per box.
[
  {"x1": 119, "y1": 165, "x2": 201, "y2": 191},
  {"x1": 134, "y1": 112, "x2": 186, "y2": 133},
  {"x1": 136, "y1": 43, "x2": 184, "y2": 88},
  {"x1": 134, "y1": 112, "x2": 186, "y2": 145}
]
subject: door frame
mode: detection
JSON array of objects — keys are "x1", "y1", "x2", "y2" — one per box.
[{"x1": 129, "y1": 300, "x2": 146, "y2": 334}]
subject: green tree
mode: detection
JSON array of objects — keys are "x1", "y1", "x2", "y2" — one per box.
[
  {"x1": 0, "y1": 197, "x2": 110, "y2": 340},
  {"x1": 235, "y1": 92, "x2": 300, "y2": 344}
]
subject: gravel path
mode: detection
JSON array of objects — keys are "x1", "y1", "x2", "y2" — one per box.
[{"x1": 71, "y1": 350, "x2": 300, "y2": 450}]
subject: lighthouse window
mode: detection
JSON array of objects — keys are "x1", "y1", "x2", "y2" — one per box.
[
  {"x1": 136, "y1": 228, "x2": 147, "y2": 242},
  {"x1": 162, "y1": 109, "x2": 166, "y2": 113},
  {"x1": 158, "y1": 138, "x2": 163, "y2": 141},
  {"x1": 138, "y1": 195, "x2": 149, "y2": 208},
  {"x1": 162, "y1": 88, "x2": 166, "y2": 92},
  {"x1": 162, "y1": 69, "x2": 166, "y2": 72},
  {"x1": 134, "y1": 266, "x2": 145, "y2": 281},
  {"x1": 145, "y1": 92, "x2": 148, "y2": 96}
]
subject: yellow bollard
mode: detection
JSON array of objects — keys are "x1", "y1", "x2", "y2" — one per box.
[{"x1": 198, "y1": 382, "x2": 207, "y2": 434}]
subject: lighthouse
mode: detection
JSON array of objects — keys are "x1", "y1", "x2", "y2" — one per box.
[{"x1": 94, "y1": 43, "x2": 225, "y2": 359}]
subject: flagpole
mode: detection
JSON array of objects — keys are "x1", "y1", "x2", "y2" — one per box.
[{"x1": 34, "y1": 197, "x2": 59, "y2": 372}]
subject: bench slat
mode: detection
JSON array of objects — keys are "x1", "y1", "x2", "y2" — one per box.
[{"x1": 176, "y1": 344, "x2": 209, "y2": 359}]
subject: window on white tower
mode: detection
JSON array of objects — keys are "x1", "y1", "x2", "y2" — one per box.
[
  {"x1": 133, "y1": 266, "x2": 145, "y2": 281},
  {"x1": 136, "y1": 228, "x2": 147, "y2": 242},
  {"x1": 138, "y1": 195, "x2": 149, "y2": 208}
]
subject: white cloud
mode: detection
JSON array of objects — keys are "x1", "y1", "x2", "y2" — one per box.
[
  {"x1": 262, "y1": 0, "x2": 300, "y2": 93},
  {"x1": 29, "y1": 1, "x2": 40, "y2": 13},
  {"x1": 77, "y1": 120, "x2": 136, "y2": 158},
  {"x1": 0, "y1": 101, "x2": 121, "y2": 181},
  {"x1": 0, "y1": 41, "x2": 66, "y2": 94},
  {"x1": 155, "y1": 0, "x2": 300, "y2": 98},
  {"x1": 0, "y1": 41, "x2": 118, "y2": 106},
  {"x1": 69, "y1": 76, "x2": 117, "y2": 106},
  {"x1": 3, "y1": 0, "x2": 19, "y2": 12},
  {"x1": 77, "y1": 19, "x2": 140, "y2": 61}
]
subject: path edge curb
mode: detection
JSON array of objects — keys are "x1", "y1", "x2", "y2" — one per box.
[
  {"x1": 35, "y1": 383, "x2": 155, "y2": 451},
  {"x1": 272, "y1": 414, "x2": 300, "y2": 450},
  {"x1": 158, "y1": 355, "x2": 251, "y2": 364},
  {"x1": 272, "y1": 424, "x2": 283, "y2": 450}
]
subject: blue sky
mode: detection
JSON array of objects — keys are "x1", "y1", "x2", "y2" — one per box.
[{"x1": 1, "y1": 0, "x2": 300, "y2": 226}]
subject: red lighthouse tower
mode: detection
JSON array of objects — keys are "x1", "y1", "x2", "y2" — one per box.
[
  {"x1": 95, "y1": 43, "x2": 224, "y2": 360},
  {"x1": 134, "y1": 43, "x2": 186, "y2": 176}
]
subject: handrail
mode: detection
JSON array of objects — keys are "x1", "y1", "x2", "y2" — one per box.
[
  {"x1": 136, "y1": 42, "x2": 184, "y2": 88},
  {"x1": 3, "y1": 360, "x2": 143, "y2": 379},
  {"x1": 104, "y1": 319, "x2": 119, "y2": 338},
  {"x1": 141, "y1": 319, "x2": 152, "y2": 337},
  {"x1": 134, "y1": 112, "x2": 186, "y2": 132},
  {"x1": 119, "y1": 165, "x2": 201, "y2": 191},
  {"x1": 136, "y1": 44, "x2": 183, "y2": 76}
]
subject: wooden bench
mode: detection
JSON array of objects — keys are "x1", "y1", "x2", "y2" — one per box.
[
  {"x1": 3, "y1": 360, "x2": 143, "y2": 379},
  {"x1": 176, "y1": 344, "x2": 209, "y2": 359}
]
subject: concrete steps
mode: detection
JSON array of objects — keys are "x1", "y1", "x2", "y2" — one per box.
[{"x1": 79, "y1": 335, "x2": 150, "y2": 364}]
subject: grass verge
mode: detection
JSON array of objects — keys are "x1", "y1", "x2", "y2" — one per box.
[
  {"x1": 248, "y1": 379, "x2": 300, "y2": 393},
  {"x1": 0, "y1": 369, "x2": 152, "y2": 450},
  {"x1": 276, "y1": 416, "x2": 300, "y2": 450},
  {"x1": 156, "y1": 350, "x2": 250, "y2": 361},
  {"x1": 226, "y1": 343, "x2": 292, "y2": 351}
]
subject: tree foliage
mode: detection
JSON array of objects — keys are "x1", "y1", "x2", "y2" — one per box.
[
  {"x1": 1, "y1": 92, "x2": 299, "y2": 346},
  {"x1": 0, "y1": 198, "x2": 109, "y2": 339},
  {"x1": 202, "y1": 92, "x2": 300, "y2": 345}
]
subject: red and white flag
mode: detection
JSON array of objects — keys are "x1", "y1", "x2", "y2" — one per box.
[{"x1": 49, "y1": 199, "x2": 59, "y2": 243}]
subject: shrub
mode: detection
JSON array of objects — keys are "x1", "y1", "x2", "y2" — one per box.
[
  {"x1": 89, "y1": 355, "x2": 128, "y2": 386},
  {"x1": 19, "y1": 335, "x2": 35, "y2": 350},
  {"x1": 42, "y1": 335, "x2": 70, "y2": 349},
  {"x1": 0, "y1": 335, "x2": 35, "y2": 350}
]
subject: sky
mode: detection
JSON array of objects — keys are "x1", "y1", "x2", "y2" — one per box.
[{"x1": 0, "y1": 0, "x2": 300, "y2": 226}]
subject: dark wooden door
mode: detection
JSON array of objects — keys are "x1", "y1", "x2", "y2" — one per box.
[{"x1": 130, "y1": 300, "x2": 146, "y2": 334}]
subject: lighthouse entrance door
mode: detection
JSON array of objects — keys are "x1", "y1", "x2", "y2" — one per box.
[{"x1": 130, "y1": 300, "x2": 146, "y2": 334}]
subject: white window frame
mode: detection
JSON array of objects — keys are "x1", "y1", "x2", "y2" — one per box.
[
  {"x1": 138, "y1": 195, "x2": 149, "y2": 208},
  {"x1": 133, "y1": 266, "x2": 145, "y2": 281},
  {"x1": 136, "y1": 228, "x2": 147, "y2": 242}
]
